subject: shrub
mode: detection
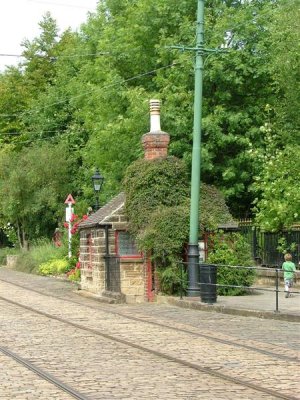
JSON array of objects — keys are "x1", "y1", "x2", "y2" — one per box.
[
  {"x1": 38, "y1": 258, "x2": 70, "y2": 276},
  {"x1": 124, "y1": 156, "x2": 189, "y2": 235},
  {"x1": 207, "y1": 232, "x2": 255, "y2": 295},
  {"x1": 138, "y1": 205, "x2": 189, "y2": 265},
  {"x1": 67, "y1": 262, "x2": 81, "y2": 282},
  {"x1": 156, "y1": 263, "x2": 187, "y2": 296}
]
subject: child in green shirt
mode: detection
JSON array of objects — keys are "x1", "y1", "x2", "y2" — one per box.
[{"x1": 282, "y1": 253, "x2": 296, "y2": 298}]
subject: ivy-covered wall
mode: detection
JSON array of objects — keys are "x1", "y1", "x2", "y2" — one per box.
[{"x1": 124, "y1": 156, "x2": 233, "y2": 266}]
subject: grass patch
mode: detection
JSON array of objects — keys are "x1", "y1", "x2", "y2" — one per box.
[{"x1": 14, "y1": 238, "x2": 68, "y2": 274}]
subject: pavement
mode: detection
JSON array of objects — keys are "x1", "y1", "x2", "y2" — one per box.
[{"x1": 157, "y1": 286, "x2": 300, "y2": 322}]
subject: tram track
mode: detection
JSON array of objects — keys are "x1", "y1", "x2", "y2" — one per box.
[
  {"x1": 0, "y1": 346, "x2": 91, "y2": 400},
  {"x1": 0, "y1": 277, "x2": 298, "y2": 364},
  {"x1": 0, "y1": 289, "x2": 298, "y2": 400}
]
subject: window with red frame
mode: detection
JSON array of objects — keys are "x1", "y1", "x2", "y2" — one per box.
[{"x1": 115, "y1": 231, "x2": 141, "y2": 258}]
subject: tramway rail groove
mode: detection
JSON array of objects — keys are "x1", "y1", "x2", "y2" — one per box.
[
  {"x1": 0, "y1": 346, "x2": 91, "y2": 400},
  {"x1": 0, "y1": 277, "x2": 298, "y2": 363},
  {"x1": 0, "y1": 280, "x2": 299, "y2": 400}
]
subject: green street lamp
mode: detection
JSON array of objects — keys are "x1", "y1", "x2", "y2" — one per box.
[{"x1": 91, "y1": 168, "x2": 104, "y2": 211}]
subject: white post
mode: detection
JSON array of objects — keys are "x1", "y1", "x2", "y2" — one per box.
[
  {"x1": 68, "y1": 203, "x2": 72, "y2": 259},
  {"x1": 64, "y1": 194, "x2": 76, "y2": 260}
]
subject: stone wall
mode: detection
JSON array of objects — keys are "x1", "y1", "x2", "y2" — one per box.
[
  {"x1": 120, "y1": 258, "x2": 145, "y2": 303},
  {"x1": 79, "y1": 205, "x2": 148, "y2": 303},
  {"x1": 79, "y1": 228, "x2": 106, "y2": 294},
  {"x1": 6, "y1": 255, "x2": 19, "y2": 269},
  {"x1": 255, "y1": 268, "x2": 300, "y2": 288}
]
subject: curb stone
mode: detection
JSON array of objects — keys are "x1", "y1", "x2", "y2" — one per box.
[{"x1": 157, "y1": 295, "x2": 300, "y2": 323}]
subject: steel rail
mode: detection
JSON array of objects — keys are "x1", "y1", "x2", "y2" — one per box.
[{"x1": 0, "y1": 346, "x2": 91, "y2": 400}]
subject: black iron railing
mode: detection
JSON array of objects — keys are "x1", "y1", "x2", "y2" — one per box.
[
  {"x1": 176, "y1": 262, "x2": 299, "y2": 313},
  {"x1": 239, "y1": 224, "x2": 300, "y2": 267}
]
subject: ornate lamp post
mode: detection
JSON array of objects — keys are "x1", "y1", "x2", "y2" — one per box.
[{"x1": 91, "y1": 168, "x2": 104, "y2": 211}]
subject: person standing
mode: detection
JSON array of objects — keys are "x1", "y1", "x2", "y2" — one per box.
[{"x1": 282, "y1": 253, "x2": 296, "y2": 298}]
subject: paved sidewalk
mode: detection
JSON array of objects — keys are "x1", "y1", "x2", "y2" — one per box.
[{"x1": 158, "y1": 287, "x2": 300, "y2": 322}]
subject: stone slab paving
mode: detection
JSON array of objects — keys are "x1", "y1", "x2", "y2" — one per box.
[{"x1": 0, "y1": 268, "x2": 299, "y2": 400}]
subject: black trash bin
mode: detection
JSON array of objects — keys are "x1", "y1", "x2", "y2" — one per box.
[{"x1": 200, "y1": 264, "x2": 217, "y2": 304}]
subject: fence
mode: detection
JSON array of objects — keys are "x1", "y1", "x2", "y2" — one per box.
[
  {"x1": 239, "y1": 222, "x2": 300, "y2": 267},
  {"x1": 176, "y1": 262, "x2": 300, "y2": 313}
]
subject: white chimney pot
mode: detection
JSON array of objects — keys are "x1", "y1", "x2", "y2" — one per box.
[{"x1": 150, "y1": 99, "x2": 161, "y2": 132}]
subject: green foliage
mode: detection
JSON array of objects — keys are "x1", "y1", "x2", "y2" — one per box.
[
  {"x1": 14, "y1": 239, "x2": 67, "y2": 273},
  {"x1": 124, "y1": 156, "x2": 233, "y2": 294},
  {"x1": 138, "y1": 205, "x2": 189, "y2": 265},
  {"x1": 125, "y1": 157, "x2": 232, "y2": 254},
  {"x1": 276, "y1": 237, "x2": 297, "y2": 255},
  {"x1": 0, "y1": 0, "x2": 298, "y2": 247},
  {"x1": 138, "y1": 188, "x2": 233, "y2": 265},
  {"x1": 207, "y1": 232, "x2": 255, "y2": 295},
  {"x1": 252, "y1": 144, "x2": 300, "y2": 231},
  {"x1": 124, "y1": 157, "x2": 190, "y2": 234},
  {"x1": 268, "y1": 0, "x2": 300, "y2": 140},
  {"x1": 1, "y1": 223, "x2": 18, "y2": 247},
  {"x1": 67, "y1": 267, "x2": 81, "y2": 282},
  {"x1": 156, "y1": 264, "x2": 187, "y2": 296},
  {"x1": 0, "y1": 142, "x2": 74, "y2": 247},
  {"x1": 38, "y1": 258, "x2": 69, "y2": 276}
]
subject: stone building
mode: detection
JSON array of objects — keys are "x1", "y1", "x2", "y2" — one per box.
[{"x1": 78, "y1": 100, "x2": 169, "y2": 303}]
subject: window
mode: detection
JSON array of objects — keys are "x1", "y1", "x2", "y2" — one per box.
[{"x1": 115, "y1": 231, "x2": 141, "y2": 258}]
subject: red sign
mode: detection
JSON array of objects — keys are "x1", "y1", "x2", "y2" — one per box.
[{"x1": 64, "y1": 194, "x2": 76, "y2": 205}]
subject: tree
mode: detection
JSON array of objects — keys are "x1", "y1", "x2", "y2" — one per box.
[
  {"x1": 0, "y1": 67, "x2": 32, "y2": 146},
  {"x1": 267, "y1": 0, "x2": 300, "y2": 144},
  {"x1": 0, "y1": 143, "x2": 73, "y2": 249},
  {"x1": 252, "y1": 143, "x2": 300, "y2": 231},
  {"x1": 21, "y1": 12, "x2": 59, "y2": 94}
]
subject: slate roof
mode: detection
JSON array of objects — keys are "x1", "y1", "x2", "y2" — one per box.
[{"x1": 78, "y1": 192, "x2": 125, "y2": 229}]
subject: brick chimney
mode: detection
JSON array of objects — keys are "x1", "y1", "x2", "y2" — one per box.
[{"x1": 142, "y1": 99, "x2": 170, "y2": 160}]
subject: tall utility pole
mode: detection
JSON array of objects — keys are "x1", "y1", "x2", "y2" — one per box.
[
  {"x1": 187, "y1": 0, "x2": 205, "y2": 296},
  {"x1": 171, "y1": 1, "x2": 225, "y2": 296}
]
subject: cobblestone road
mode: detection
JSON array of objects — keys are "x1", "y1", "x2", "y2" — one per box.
[{"x1": 0, "y1": 268, "x2": 299, "y2": 399}]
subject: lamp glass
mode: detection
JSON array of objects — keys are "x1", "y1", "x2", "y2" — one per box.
[{"x1": 92, "y1": 169, "x2": 104, "y2": 193}]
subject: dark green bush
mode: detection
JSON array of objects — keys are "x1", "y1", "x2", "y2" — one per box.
[
  {"x1": 156, "y1": 263, "x2": 187, "y2": 296},
  {"x1": 207, "y1": 232, "x2": 255, "y2": 295},
  {"x1": 124, "y1": 156, "x2": 189, "y2": 234}
]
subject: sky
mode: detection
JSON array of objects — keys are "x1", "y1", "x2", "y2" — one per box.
[{"x1": 0, "y1": 0, "x2": 99, "y2": 71}]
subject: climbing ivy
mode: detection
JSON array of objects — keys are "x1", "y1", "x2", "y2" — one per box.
[
  {"x1": 124, "y1": 156, "x2": 233, "y2": 267},
  {"x1": 123, "y1": 157, "x2": 189, "y2": 235}
]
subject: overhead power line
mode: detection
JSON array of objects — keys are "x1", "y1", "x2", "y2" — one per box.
[
  {"x1": 0, "y1": 62, "x2": 181, "y2": 120},
  {"x1": 0, "y1": 52, "x2": 109, "y2": 59}
]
